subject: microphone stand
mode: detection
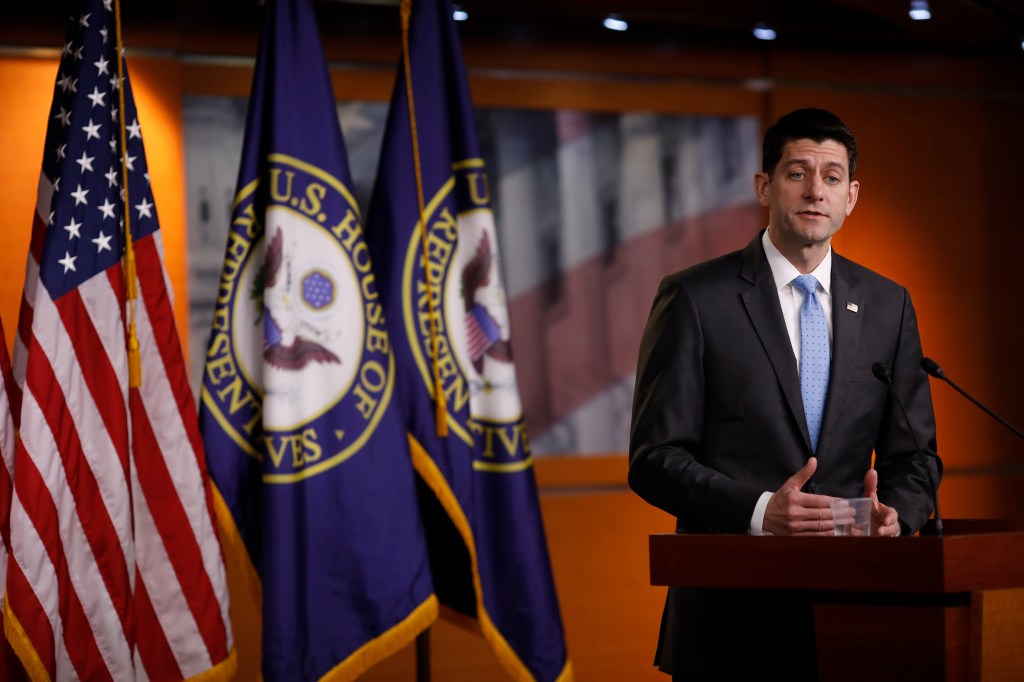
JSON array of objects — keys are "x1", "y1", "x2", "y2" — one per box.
[
  {"x1": 921, "y1": 357, "x2": 1024, "y2": 440},
  {"x1": 873, "y1": 363, "x2": 943, "y2": 536}
]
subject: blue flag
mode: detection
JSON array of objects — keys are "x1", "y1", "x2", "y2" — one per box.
[
  {"x1": 365, "y1": 1, "x2": 572, "y2": 680},
  {"x1": 199, "y1": 0, "x2": 436, "y2": 679}
]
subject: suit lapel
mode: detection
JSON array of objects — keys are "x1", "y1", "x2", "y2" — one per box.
[
  {"x1": 816, "y1": 253, "x2": 864, "y2": 459},
  {"x1": 738, "y1": 235, "x2": 810, "y2": 450}
]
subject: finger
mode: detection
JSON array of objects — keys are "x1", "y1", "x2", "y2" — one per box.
[
  {"x1": 871, "y1": 501, "x2": 898, "y2": 525},
  {"x1": 831, "y1": 506, "x2": 856, "y2": 524},
  {"x1": 790, "y1": 524, "x2": 839, "y2": 536},
  {"x1": 790, "y1": 520, "x2": 840, "y2": 535},
  {"x1": 869, "y1": 502, "x2": 899, "y2": 536},
  {"x1": 790, "y1": 491, "x2": 841, "y2": 509},
  {"x1": 863, "y1": 468, "x2": 879, "y2": 500},
  {"x1": 787, "y1": 457, "x2": 818, "y2": 489},
  {"x1": 786, "y1": 509, "x2": 844, "y2": 528},
  {"x1": 779, "y1": 498, "x2": 844, "y2": 525},
  {"x1": 873, "y1": 522, "x2": 899, "y2": 537}
]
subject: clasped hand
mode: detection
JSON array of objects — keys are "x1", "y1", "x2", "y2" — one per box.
[{"x1": 762, "y1": 457, "x2": 899, "y2": 536}]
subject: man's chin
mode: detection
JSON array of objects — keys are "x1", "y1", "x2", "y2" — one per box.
[{"x1": 794, "y1": 224, "x2": 840, "y2": 245}]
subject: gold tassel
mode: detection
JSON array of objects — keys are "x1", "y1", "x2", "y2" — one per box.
[
  {"x1": 434, "y1": 377, "x2": 449, "y2": 437},
  {"x1": 128, "y1": 321, "x2": 141, "y2": 389},
  {"x1": 402, "y1": 0, "x2": 448, "y2": 437},
  {"x1": 115, "y1": 0, "x2": 140, "y2": 388},
  {"x1": 124, "y1": 239, "x2": 137, "y2": 301}
]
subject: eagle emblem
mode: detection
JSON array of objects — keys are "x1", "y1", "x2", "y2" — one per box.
[
  {"x1": 461, "y1": 230, "x2": 513, "y2": 374},
  {"x1": 260, "y1": 227, "x2": 341, "y2": 371}
]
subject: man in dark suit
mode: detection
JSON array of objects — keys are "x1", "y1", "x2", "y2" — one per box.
[{"x1": 628, "y1": 108, "x2": 940, "y2": 680}]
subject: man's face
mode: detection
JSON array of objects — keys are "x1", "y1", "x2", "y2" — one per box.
[{"x1": 754, "y1": 138, "x2": 860, "y2": 251}]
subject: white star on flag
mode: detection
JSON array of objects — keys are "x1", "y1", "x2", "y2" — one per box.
[
  {"x1": 98, "y1": 198, "x2": 117, "y2": 219},
  {"x1": 92, "y1": 231, "x2": 113, "y2": 253},
  {"x1": 71, "y1": 184, "x2": 89, "y2": 205},
  {"x1": 127, "y1": 118, "x2": 142, "y2": 139},
  {"x1": 87, "y1": 86, "x2": 106, "y2": 108},
  {"x1": 104, "y1": 168, "x2": 118, "y2": 187},
  {"x1": 76, "y1": 151, "x2": 95, "y2": 174},
  {"x1": 82, "y1": 118, "x2": 101, "y2": 140},
  {"x1": 58, "y1": 251, "x2": 77, "y2": 273},
  {"x1": 135, "y1": 197, "x2": 154, "y2": 219},
  {"x1": 57, "y1": 73, "x2": 74, "y2": 93},
  {"x1": 64, "y1": 217, "x2": 82, "y2": 239},
  {"x1": 55, "y1": 107, "x2": 72, "y2": 127},
  {"x1": 94, "y1": 55, "x2": 109, "y2": 75}
]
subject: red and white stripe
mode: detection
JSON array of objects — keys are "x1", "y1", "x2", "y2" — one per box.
[
  {"x1": 6, "y1": 173, "x2": 232, "y2": 680},
  {"x1": 0, "y1": 315, "x2": 24, "y2": 678}
]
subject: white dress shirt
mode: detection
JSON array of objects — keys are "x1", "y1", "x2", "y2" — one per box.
[{"x1": 749, "y1": 230, "x2": 833, "y2": 535}]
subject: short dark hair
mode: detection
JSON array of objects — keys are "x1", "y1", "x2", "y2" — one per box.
[{"x1": 762, "y1": 108, "x2": 858, "y2": 180}]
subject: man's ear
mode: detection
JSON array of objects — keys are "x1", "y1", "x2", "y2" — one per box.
[
  {"x1": 845, "y1": 179, "x2": 860, "y2": 216},
  {"x1": 753, "y1": 171, "x2": 771, "y2": 207}
]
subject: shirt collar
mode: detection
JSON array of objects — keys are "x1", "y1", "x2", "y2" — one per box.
[{"x1": 762, "y1": 229, "x2": 832, "y2": 295}]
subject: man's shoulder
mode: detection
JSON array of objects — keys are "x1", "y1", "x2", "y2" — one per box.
[
  {"x1": 834, "y1": 252, "x2": 908, "y2": 295},
  {"x1": 662, "y1": 247, "x2": 747, "y2": 290}
]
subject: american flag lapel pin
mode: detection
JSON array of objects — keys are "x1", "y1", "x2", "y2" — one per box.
[{"x1": 847, "y1": 302, "x2": 859, "y2": 313}]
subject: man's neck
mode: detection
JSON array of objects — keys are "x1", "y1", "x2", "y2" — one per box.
[{"x1": 766, "y1": 230, "x2": 830, "y2": 275}]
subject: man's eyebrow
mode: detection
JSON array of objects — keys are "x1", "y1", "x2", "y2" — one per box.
[{"x1": 783, "y1": 158, "x2": 848, "y2": 172}]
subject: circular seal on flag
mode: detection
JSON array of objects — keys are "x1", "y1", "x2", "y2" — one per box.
[
  {"x1": 234, "y1": 213, "x2": 361, "y2": 429},
  {"x1": 203, "y1": 154, "x2": 394, "y2": 483},
  {"x1": 402, "y1": 167, "x2": 524, "y2": 451}
]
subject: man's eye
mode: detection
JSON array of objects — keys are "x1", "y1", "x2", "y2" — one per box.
[
  {"x1": 825, "y1": 176, "x2": 841, "y2": 184},
  {"x1": 789, "y1": 172, "x2": 805, "y2": 180}
]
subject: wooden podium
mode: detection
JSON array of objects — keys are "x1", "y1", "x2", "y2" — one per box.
[{"x1": 649, "y1": 519, "x2": 1024, "y2": 681}]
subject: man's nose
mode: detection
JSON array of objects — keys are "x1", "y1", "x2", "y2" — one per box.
[{"x1": 804, "y1": 174, "x2": 825, "y2": 200}]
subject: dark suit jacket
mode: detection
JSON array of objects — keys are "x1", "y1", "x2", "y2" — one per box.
[{"x1": 628, "y1": 231, "x2": 940, "y2": 678}]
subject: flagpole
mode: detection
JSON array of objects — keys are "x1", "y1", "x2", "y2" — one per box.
[
  {"x1": 113, "y1": 0, "x2": 141, "y2": 388},
  {"x1": 415, "y1": 628, "x2": 431, "y2": 682},
  {"x1": 401, "y1": 0, "x2": 448, "y2": 438}
]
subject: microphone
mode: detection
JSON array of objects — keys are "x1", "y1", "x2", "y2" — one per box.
[
  {"x1": 872, "y1": 362, "x2": 943, "y2": 536},
  {"x1": 921, "y1": 357, "x2": 1024, "y2": 440}
]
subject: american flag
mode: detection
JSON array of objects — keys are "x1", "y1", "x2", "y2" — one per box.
[
  {"x1": 5, "y1": 0, "x2": 234, "y2": 679},
  {"x1": 0, "y1": 322, "x2": 26, "y2": 681},
  {"x1": 465, "y1": 306, "x2": 501, "y2": 362}
]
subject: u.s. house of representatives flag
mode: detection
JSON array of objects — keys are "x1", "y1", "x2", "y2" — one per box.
[
  {"x1": 5, "y1": 0, "x2": 235, "y2": 679},
  {"x1": 199, "y1": 0, "x2": 437, "y2": 679},
  {"x1": 365, "y1": 0, "x2": 571, "y2": 680}
]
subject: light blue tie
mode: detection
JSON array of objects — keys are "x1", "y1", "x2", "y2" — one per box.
[{"x1": 793, "y1": 275, "x2": 830, "y2": 452}]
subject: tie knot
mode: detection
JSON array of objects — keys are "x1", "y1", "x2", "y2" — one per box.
[{"x1": 792, "y1": 275, "x2": 820, "y2": 296}]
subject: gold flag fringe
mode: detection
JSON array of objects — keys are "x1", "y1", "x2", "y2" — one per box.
[{"x1": 409, "y1": 435, "x2": 575, "y2": 682}]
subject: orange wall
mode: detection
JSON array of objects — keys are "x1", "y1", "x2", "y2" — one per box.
[
  {"x1": 0, "y1": 57, "x2": 52, "y2": 348},
  {"x1": 2, "y1": 41, "x2": 1023, "y2": 682}
]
